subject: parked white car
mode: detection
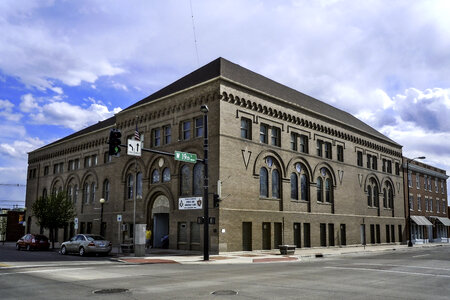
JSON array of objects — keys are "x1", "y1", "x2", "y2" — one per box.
[{"x1": 60, "y1": 234, "x2": 111, "y2": 256}]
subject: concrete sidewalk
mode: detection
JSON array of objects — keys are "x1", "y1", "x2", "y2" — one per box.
[{"x1": 114, "y1": 242, "x2": 450, "y2": 265}]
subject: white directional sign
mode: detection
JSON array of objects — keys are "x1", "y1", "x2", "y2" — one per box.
[
  {"x1": 127, "y1": 139, "x2": 142, "y2": 157},
  {"x1": 117, "y1": 214, "x2": 122, "y2": 222},
  {"x1": 179, "y1": 197, "x2": 203, "y2": 210},
  {"x1": 74, "y1": 218, "x2": 79, "y2": 230}
]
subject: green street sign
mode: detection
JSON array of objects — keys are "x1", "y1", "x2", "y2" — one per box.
[{"x1": 175, "y1": 151, "x2": 197, "y2": 163}]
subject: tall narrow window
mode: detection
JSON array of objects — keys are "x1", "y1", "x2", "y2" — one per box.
[
  {"x1": 152, "y1": 169, "x2": 160, "y2": 183},
  {"x1": 337, "y1": 145, "x2": 344, "y2": 162},
  {"x1": 164, "y1": 125, "x2": 171, "y2": 144},
  {"x1": 325, "y1": 178, "x2": 332, "y2": 203},
  {"x1": 182, "y1": 120, "x2": 191, "y2": 140},
  {"x1": 260, "y1": 124, "x2": 268, "y2": 144},
  {"x1": 300, "y1": 135, "x2": 309, "y2": 153},
  {"x1": 153, "y1": 128, "x2": 161, "y2": 147},
  {"x1": 372, "y1": 156, "x2": 377, "y2": 170},
  {"x1": 127, "y1": 174, "x2": 133, "y2": 199},
  {"x1": 317, "y1": 177, "x2": 323, "y2": 202},
  {"x1": 408, "y1": 171, "x2": 412, "y2": 187},
  {"x1": 324, "y1": 142, "x2": 332, "y2": 159},
  {"x1": 271, "y1": 127, "x2": 281, "y2": 147},
  {"x1": 83, "y1": 183, "x2": 89, "y2": 204},
  {"x1": 317, "y1": 140, "x2": 323, "y2": 157},
  {"x1": 180, "y1": 165, "x2": 192, "y2": 196},
  {"x1": 90, "y1": 182, "x2": 96, "y2": 203},
  {"x1": 195, "y1": 117, "x2": 203, "y2": 137},
  {"x1": 417, "y1": 195, "x2": 422, "y2": 211},
  {"x1": 260, "y1": 167, "x2": 268, "y2": 197},
  {"x1": 301, "y1": 174, "x2": 308, "y2": 201},
  {"x1": 367, "y1": 154, "x2": 371, "y2": 169},
  {"x1": 272, "y1": 169, "x2": 280, "y2": 198},
  {"x1": 103, "y1": 179, "x2": 110, "y2": 202},
  {"x1": 416, "y1": 174, "x2": 420, "y2": 188},
  {"x1": 290, "y1": 133, "x2": 298, "y2": 151},
  {"x1": 357, "y1": 151, "x2": 363, "y2": 167},
  {"x1": 162, "y1": 168, "x2": 171, "y2": 182},
  {"x1": 74, "y1": 185, "x2": 78, "y2": 204},
  {"x1": 193, "y1": 163, "x2": 204, "y2": 196},
  {"x1": 367, "y1": 185, "x2": 372, "y2": 207},
  {"x1": 383, "y1": 188, "x2": 387, "y2": 208},
  {"x1": 136, "y1": 172, "x2": 143, "y2": 198},
  {"x1": 240, "y1": 118, "x2": 251, "y2": 140},
  {"x1": 291, "y1": 173, "x2": 298, "y2": 200}
]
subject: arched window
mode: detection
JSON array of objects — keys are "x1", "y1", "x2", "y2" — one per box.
[
  {"x1": 180, "y1": 165, "x2": 191, "y2": 196},
  {"x1": 163, "y1": 167, "x2": 171, "y2": 182},
  {"x1": 152, "y1": 169, "x2": 160, "y2": 183},
  {"x1": 325, "y1": 178, "x2": 332, "y2": 203},
  {"x1": 388, "y1": 185, "x2": 394, "y2": 208},
  {"x1": 272, "y1": 169, "x2": 280, "y2": 198},
  {"x1": 383, "y1": 188, "x2": 387, "y2": 208},
  {"x1": 136, "y1": 172, "x2": 143, "y2": 198},
  {"x1": 67, "y1": 185, "x2": 73, "y2": 202},
  {"x1": 260, "y1": 167, "x2": 268, "y2": 197},
  {"x1": 127, "y1": 174, "x2": 133, "y2": 199},
  {"x1": 42, "y1": 188, "x2": 47, "y2": 198},
  {"x1": 193, "y1": 163, "x2": 204, "y2": 196},
  {"x1": 301, "y1": 174, "x2": 308, "y2": 201},
  {"x1": 367, "y1": 185, "x2": 372, "y2": 206},
  {"x1": 290, "y1": 173, "x2": 298, "y2": 200},
  {"x1": 74, "y1": 185, "x2": 78, "y2": 204},
  {"x1": 373, "y1": 186, "x2": 379, "y2": 207},
  {"x1": 90, "y1": 182, "x2": 96, "y2": 203},
  {"x1": 103, "y1": 179, "x2": 110, "y2": 202},
  {"x1": 83, "y1": 183, "x2": 90, "y2": 204},
  {"x1": 317, "y1": 177, "x2": 323, "y2": 202}
]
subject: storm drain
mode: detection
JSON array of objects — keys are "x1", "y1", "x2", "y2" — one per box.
[
  {"x1": 93, "y1": 288, "x2": 129, "y2": 294},
  {"x1": 212, "y1": 290, "x2": 238, "y2": 296}
]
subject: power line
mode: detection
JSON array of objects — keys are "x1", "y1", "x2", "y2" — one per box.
[{"x1": 189, "y1": 0, "x2": 200, "y2": 67}]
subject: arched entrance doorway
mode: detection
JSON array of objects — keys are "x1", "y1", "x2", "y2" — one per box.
[{"x1": 149, "y1": 195, "x2": 170, "y2": 248}]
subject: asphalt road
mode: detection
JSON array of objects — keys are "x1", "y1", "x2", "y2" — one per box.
[{"x1": 1, "y1": 244, "x2": 449, "y2": 299}]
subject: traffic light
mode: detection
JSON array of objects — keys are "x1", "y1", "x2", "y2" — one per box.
[
  {"x1": 108, "y1": 129, "x2": 122, "y2": 156},
  {"x1": 213, "y1": 193, "x2": 221, "y2": 208}
]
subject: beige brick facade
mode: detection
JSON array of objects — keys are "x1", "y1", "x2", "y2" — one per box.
[{"x1": 26, "y1": 58, "x2": 405, "y2": 252}]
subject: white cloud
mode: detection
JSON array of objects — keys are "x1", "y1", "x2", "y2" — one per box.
[
  {"x1": 0, "y1": 99, "x2": 22, "y2": 121},
  {"x1": 0, "y1": 137, "x2": 44, "y2": 159},
  {"x1": 19, "y1": 94, "x2": 39, "y2": 113}
]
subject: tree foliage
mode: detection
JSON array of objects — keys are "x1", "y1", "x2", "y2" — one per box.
[{"x1": 32, "y1": 192, "x2": 75, "y2": 248}]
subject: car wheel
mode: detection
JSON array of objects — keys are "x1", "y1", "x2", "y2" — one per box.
[
  {"x1": 79, "y1": 247, "x2": 85, "y2": 256},
  {"x1": 16, "y1": 244, "x2": 20, "y2": 251},
  {"x1": 61, "y1": 246, "x2": 67, "y2": 255},
  {"x1": 26, "y1": 245, "x2": 31, "y2": 251}
]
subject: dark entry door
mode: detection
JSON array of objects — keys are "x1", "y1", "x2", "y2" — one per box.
[
  {"x1": 274, "y1": 222, "x2": 282, "y2": 249},
  {"x1": 153, "y1": 213, "x2": 169, "y2": 248},
  {"x1": 293, "y1": 223, "x2": 301, "y2": 248},
  {"x1": 340, "y1": 224, "x2": 346, "y2": 246},
  {"x1": 242, "y1": 222, "x2": 252, "y2": 251},
  {"x1": 262, "y1": 222, "x2": 271, "y2": 250}
]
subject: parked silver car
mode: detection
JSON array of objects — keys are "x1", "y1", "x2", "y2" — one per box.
[{"x1": 60, "y1": 234, "x2": 112, "y2": 256}]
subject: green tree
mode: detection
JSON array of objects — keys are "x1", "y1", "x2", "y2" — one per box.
[{"x1": 31, "y1": 192, "x2": 75, "y2": 249}]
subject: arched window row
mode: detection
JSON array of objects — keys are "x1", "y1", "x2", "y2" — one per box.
[
  {"x1": 290, "y1": 162, "x2": 309, "y2": 201},
  {"x1": 367, "y1": 178, "x2": 379, "y2": 208},
  {"x1": 316, "y1": 168, "x2": 333, "y2": 203},
  {"x1": 259, "y1": 157, "x2": 282, "y2": 199}
]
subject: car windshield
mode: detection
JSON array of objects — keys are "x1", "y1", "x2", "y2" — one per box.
[
  {"x1": 35, "y1": 235, "x2": 48, "y2": 240},
  {"x1": 86, "y1": 235, "x2": 105, "y2": 241}
]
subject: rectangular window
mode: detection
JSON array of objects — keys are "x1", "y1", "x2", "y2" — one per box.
[
  {"x1": 324, "y1": 142, "x2": 332, "y2": 159},
  {"x1": 271, "y1": 127, "x2": 281, "y2": 147},
  {"x1": 367, "y1": 154, "x2": 371, "y2": 169},
  {"x1": 68, "y1": 160, "x2": 73, "y2": 171},
  {"x1": 317, "y1": 140, "x2": 323, "y2": 157},
  {"x1": 382, "y1": 159, "x2": 386, "y2": 172},
  {"x1": 195, "y1": 117, "x2": 203, "y2": 137},
  {"x1": 337, "y1": 145, "x2": 344, "y2": 162},
  {"x1": 428, "y1": 178, "x2": 431, "y2": 191},
  {"x1": 435, "y1": 179, "x2": 438, "y2": 193},
  {"x1": 357, "y1": 151, "x2": 363, "y2": 167},
  {"x1": 408, "y1": 171, "x2": 412, "y2": 187},
  {"x1": 418, "y1": 195, "x2": 421, "y2": 211},
  {"x1": 409, "y1": 195, "x2": 413, "y2": 210},
  {"x1": 44, "y1": 166, "x2": 49, "y2": 176},
  {"x1": 104, "y1": 152, "x2": 111, "y2": 163},
  {"x1": 260, "y1": 124, "x2": 268, "y2": 144},
  {"x1": 290, "y1": 133, "x2": 298, "y2": 151},
  {"x1": 425, "y1": 197, "x2": 429, "y2": 211},
  {"x1": 164, "y1": 125, "x2": 171, "y2": 144},
  {"x1": 424, "y1": 175, "x2": 427, "y2": 190},
  {"x1": 443, "y1": 200, "x2": 446, "y2": 215},
  {"x1": 300, "y1": 135, "x2": 309, "y2": 153},
  {"x1": 442, "y1": 181, "x2": 445, "y2": 194},
  {"x1": 84, "y1": 157, "x2": 91, "y2": 168},
  {"x1": 416, "y1": 174, "x2": 420, "y2": 189},
  {"x1": 153, "y1": 128, "x2": 161, "y2": 147},
  {"x1": 240, "y1": 118, "x2": 251, "y2": 140},
  {"x1": 387, "y1": 160, "x2": 392, "y2": 173},
  {"x1": 437, "y1": 198, "x2": 440, "y2": 213},
  {"x1": 53, "y1": 164, "x2": 58, "y2": 174},
  {"x1": 429, "y1": 197, "x2": 433, "y2": 212},
  {"x1": 395, "y1": 162, "x2": 400, "y2": 175},
  {"x1": 91, "y1": 156, "x2": 97, "y2": 166},
  {"x1": 182, "y1": 120, "x2": 191, "y2": 140}
]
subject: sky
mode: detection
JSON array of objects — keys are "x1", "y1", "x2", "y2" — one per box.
[{"x1": 0, "y1": 0, "x2": 449, "y2": 208}]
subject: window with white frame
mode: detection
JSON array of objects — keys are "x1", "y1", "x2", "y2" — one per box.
[
  {"x1": 429, "y1": 197, "x2": 433, "y2": 211},
  {"x1": 408, "y1": 171, "x2": 412, "y2": 187},
  {"x1": 416, "y1": 174, "x2": 420, "y2": 189},
  {"x1": 435, "y1": 178, "x2": 438, "y2": 193},
  {"x1": 409, "y1": 194, "x2": 413, "y2": 210},
  {"x1": 437, "y1": 198, "x2": 440, "y2": 213},
  {"x1": 417, "y1": 195, "x2": 421, "y2": 211}
]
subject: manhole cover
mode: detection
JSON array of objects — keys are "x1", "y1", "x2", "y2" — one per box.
[
  {"x1": 93, "y1": 288, "x2": 129, "y2": 294},
  {"x1": 212, "y1": 290, "x2": 238, "y2": 296}
]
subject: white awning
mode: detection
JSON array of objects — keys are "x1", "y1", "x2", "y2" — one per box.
[
  {"x1": 430, "y1": 216, "x2": 450, "y2": 226},
  {"x1": 410, "y1": 215, "x2": 433, "y2": 226}
]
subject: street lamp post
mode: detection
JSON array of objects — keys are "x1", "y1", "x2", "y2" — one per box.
[
  {"x1": 200, "y1": 104, "x2": 209, "y2": 261},
  {"x1": 99, "y1": 198, "x2": 105, "y2": 236},
  {"x1": 407, "y1": 156, "x2": 426, "y2": 247}
]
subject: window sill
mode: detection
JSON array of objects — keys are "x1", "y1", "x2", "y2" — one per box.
[
  {"x1": 291, "y1": 199, "x2": 309, "y2": 204},
  {"x1": 259, "y1": 197, "x2": 281, "y2": 201},
  {"x1": 317, "y1": 201, "x2": 332, "y2": 205}
]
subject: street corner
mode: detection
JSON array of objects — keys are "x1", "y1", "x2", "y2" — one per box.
[{"x1": 115, "y1": 257, "x2": 179, "y2": 265}]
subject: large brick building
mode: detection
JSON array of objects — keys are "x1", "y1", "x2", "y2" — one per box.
[
  {"x1": 403, "y1": 157, "x2": 449, "y2": 244},
  {"x1": 26, "y1": 58, "x2": 405, "y2": 252}
]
